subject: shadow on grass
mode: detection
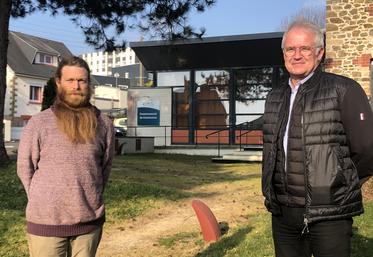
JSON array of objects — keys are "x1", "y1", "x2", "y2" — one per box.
[
  {"x1": 110, "y1": 153, "x2": 260, "y2": 191},
  {"x1": 104, "y1": 153, "x2": 262, "y2": 220},
  {"x1": 352, "y1": 227, "x2": 373, "y2": 257},
  {"x1": 105, "y1": 154, "x2": 261, "y2": 220},
  {"x1": 0, "y1": 162, "x2": 27, "y2": 212},
  {"x1": 0, "y1": 162, "x2": 28, "y2": 256},
  {"x1": 195, "y1": 226, "x2": 252, "y2": 257},
  {"x1": 1, "y1": 154, "x2": 260, "y2": 244}
]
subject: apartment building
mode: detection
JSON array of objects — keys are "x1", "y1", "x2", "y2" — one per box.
[{"x1": 81, "y1": 47, "x2": 138, "y2": 76}]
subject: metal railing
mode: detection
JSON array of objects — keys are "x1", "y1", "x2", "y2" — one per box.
[
  {"x1": 122, "y1": 123, "x2": 262, "y2": 156},
  {"x1": 205, "y1": 121, "x2": 262, "y2": 157}
]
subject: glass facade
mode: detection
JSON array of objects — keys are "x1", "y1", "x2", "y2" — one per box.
[
  {"x1": 155, "y1": 66, "x2": 286, "y2": 144},
  {"x1": 172, "y1": 87, "x2": 189, "y2": 128},
  {"x1": 195, "y1": 70, "x2": 230, "y2": 128},
  {"x1": 235, "y1": 67, "x2": 274, "y2": 125},
  {"x1": 157, "y1": 71, "x2": 189, "y2": 87},
  {"x1": 160, "y1": 72, "x2": 191, "y2": 130}
]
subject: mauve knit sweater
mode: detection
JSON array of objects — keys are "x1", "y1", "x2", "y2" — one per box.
[{"x1": 17, "y1": 107, "x2": 115, "y2": 237}]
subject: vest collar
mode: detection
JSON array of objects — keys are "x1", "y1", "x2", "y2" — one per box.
[{"x1": 298, "y1": 66, "x2": 322, "y2": 94}]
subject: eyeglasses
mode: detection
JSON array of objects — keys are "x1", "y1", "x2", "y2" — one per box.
[{"x1": 283, "y1": 46, "x2": 318, "y2": 57}]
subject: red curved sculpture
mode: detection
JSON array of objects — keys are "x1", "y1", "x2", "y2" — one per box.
[{"x1": 191, "y1": 199, "x2": 221, "y2": 243}]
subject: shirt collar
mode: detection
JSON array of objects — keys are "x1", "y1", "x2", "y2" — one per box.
[{"x1": 288, "y1": 72, "x2": 315, "y2": 92}]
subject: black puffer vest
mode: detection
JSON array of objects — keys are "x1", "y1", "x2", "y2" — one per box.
[{"x1": 262, "y1": 68, "x2": 363, "y2": 224}]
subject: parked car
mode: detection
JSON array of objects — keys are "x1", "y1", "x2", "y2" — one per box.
[
  {"x1": 114, "y1": 118, "x2": 127, "y2": 130},
  {"x1": 114, "y1": 126, "x2": 126, "y2": 137}
]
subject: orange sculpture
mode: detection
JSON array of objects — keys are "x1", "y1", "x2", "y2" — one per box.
[{"x1": 191, "y1": 199, "x2": 221, "y2": 243}]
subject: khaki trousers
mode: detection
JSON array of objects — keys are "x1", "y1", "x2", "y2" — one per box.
[{"x1": 27, "y1": 227, "x2": 102, "y2": 257}]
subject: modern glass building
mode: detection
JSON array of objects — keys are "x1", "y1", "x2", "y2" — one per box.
[{"x1": 128, "y1": 32, "x2": 287, "y2": 146}]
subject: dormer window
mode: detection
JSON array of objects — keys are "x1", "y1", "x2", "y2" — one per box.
[
  {"x1": 35, "y1": 52, "x2": 57, "y2": 66},
  {"x1": 44, "y1": 55, "x2": 52, "y2": 64}
]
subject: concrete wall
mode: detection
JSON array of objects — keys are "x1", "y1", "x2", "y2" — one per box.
[
  {"x1": 92, "y1": 85, "x2": 128, "y2": 111},
  {"x1": 325, "y1": 0, "x2": 373, "y2": 97},
  {"x1": 3, "y1": 120, "x2": 11, "y2": 142},
  {"x1": 127, "y1": 87, "x2": 172, "y2": 146},
  {"x1": 94, "y1": 86, "x2": 121, "y2": 100},
  {"x1": 116, "y1": 137, "x2": 154, "y2": 154}
]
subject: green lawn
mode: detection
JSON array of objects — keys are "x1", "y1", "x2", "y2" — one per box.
[
  {"x1": 195, "y1": 203, "x2": 373, "y2": 257},
  {"x1": 1, "y1": 154, "x2": 372, "y2": 257},
  {"x1": 0, "y1": 163, "x2": 28, "y2": 257}
]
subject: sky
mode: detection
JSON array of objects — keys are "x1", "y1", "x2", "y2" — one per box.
[{"x1": 9, "y1": 0, "x2": 325, "y2": 55}]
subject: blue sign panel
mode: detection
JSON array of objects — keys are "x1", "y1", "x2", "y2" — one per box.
[
  {"x1": 137, "y1": 97, "x2": 160, "y2": 126},
  {"x1": 137, "y1": 107, "x2": 160, "y2": 125}
]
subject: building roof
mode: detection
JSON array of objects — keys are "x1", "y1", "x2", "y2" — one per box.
[
  {"x1": 130, "y1": 32, "x2": 284, "y2": 71},
  {"x1": 7, "y1": 31, "x2": 73, "y2": 79},
  {"x1": 112, "y1": 63, "x2": 141, "y2": 73},
  {"x1": 91, "y1": 75, "x2": 130, "y2": 88}
]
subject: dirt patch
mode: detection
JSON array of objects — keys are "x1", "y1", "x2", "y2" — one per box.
[
  {"x1": 362, "y1": 178, "x2": 373, "y2": 201},
  {"x1": 97, "y1": 180, "x2": 264, "y2": 257},
  {"x1": 97, "y1": 174, "x2": 373, "y2": 257}
]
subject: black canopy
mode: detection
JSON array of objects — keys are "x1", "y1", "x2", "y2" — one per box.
[{"x1": 130, "y1": 32, "x2": 284, "y2": 71}]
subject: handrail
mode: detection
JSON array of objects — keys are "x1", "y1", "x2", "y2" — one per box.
[
  {"x1": 204, "y1": 121, "x2": 262, "y2": 157},
  {"x1": 237, "y1": 129, "x2": 256, "y2": 151},
  {"x1": 204, "y1": 121, "x2": 250, "y2": 139},
  {"x1": 121, "y1": 123, "x2": 262, "y2": 157}
]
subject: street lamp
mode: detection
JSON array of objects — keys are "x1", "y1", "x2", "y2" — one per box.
[{"x1": 114, "y1": 72, "x2": 120, "y2": 87}]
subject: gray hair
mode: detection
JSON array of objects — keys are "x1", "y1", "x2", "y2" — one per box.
[{"x1": 281, "y1": 19, "x2": 324, "y2": 50}]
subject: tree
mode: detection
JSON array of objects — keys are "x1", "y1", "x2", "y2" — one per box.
[
  {"x1": 41, "y1": 78, "x2": 57, "y2": 111},
  {"x1": 0, "y1": 0, "x2": 216, "y2": 165}
]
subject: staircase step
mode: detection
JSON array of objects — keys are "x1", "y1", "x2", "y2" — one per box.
[
  {"x1": 211, "y1": 156, "x2": 262, "y2": 163},
  {"x1": 211, "y1": 152, "x2": 262, "y2": 163},
  {"x1": 242, "y1": 145, "x2": 263, "y2": 151},
  {"x1": 232, "y1": 150, "x2": 262, "y2": 156}
]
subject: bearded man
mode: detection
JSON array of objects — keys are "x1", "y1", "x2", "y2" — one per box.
[{"x1": 17, "y1": 56, "x2": 115, "y2": 257}]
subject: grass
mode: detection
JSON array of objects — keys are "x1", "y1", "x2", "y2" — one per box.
[
  {"x1": 351, "y1": 202, "x2": 373, "y2": 257},
  {"x1": 0, "y1": 154, "x2": 372, "y2": 257},
  {"x1": 158, "y1": 232, "x2": 201, "y2": 248},
  {"x1": 105, "y1": 153, "x2": 254, "y2": 222},
  {"x1": 195, "y1": 202, "x2": 373, "y2": 257},
  {"x1": 0, "y1": 163, "x2": 28, "y2": 257}
]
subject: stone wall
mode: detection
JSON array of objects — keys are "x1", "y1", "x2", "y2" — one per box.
[{"x1": 325, "y1": 0, "x2": 373, "y2": 97}]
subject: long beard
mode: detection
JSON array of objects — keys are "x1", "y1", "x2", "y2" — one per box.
[{"x1": 53, "y1": 88, "x2": 97, "y2": 144}]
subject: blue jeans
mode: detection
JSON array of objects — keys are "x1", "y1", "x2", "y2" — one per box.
[{"x1": 272, "y1": 206, "x2": 353, "y2": 257}]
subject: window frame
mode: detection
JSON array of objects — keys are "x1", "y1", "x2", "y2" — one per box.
[{"x1": 29, "y1": 85, "x2": 43, "y2": 103}]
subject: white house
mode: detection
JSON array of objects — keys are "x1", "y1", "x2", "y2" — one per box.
[
  {"x1": 5, "y1": 31, "x2": 129, "y2": 141},
  {"x1": 5, "y1": 31, "x2": 73, "y2": 139}
]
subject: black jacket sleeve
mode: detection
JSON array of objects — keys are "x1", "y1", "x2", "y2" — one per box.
[{"x1": 341, "y1": 83, "x2": 373, "y2": 184}]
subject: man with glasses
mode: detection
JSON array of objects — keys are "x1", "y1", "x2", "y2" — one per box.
[
  {"x1": 17, "y1": 56, "x2": 115, "y2": 257},
  {"x1": 262, "y1": 20, "x2": 373, "y2": 257}
]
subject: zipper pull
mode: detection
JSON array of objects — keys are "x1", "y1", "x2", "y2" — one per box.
[{"x1": 301, "y1": 216, "x2": 309, "y2": 236}]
